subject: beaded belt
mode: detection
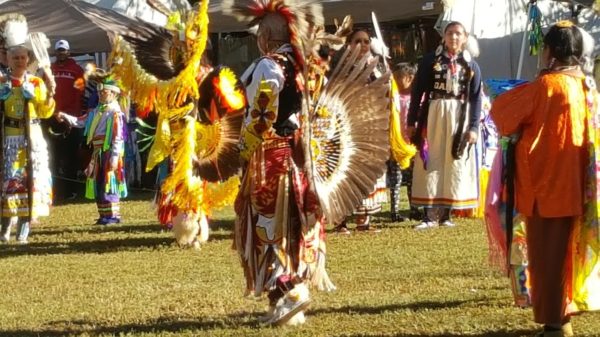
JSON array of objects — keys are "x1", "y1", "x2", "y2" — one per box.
[{"x1": 4, "y1": 117, "x2": 40, "y2": 128}]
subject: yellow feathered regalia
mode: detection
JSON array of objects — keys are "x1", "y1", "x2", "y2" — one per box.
[{"x1": 73, "y1": 0, "x2": 246, "y2": 247}]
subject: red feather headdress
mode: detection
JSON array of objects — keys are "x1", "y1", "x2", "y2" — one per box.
[{"x1": 222, "y1": 0, "x2": 323, "y2": 69}]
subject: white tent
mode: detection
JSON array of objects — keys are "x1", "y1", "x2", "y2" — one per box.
[
  {"x1": 441, "y1": 0, "x2": 600, "y2": 80},
  {"x1": 82, "y1": 0, "x2": 169, "y2": 26},
  {"x1": 82, "y1": 0, "x2": 191, "y2": 27}
]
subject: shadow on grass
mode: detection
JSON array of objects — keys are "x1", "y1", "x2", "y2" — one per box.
[
  {"x1": 333, "y1": 330, "x2": 536, "y2": 337},
  {"x1": 32, "y1": 223, "x2": 163, "y2": 236},
  {"x1": 208, "y1": 218, "x2": 235, "y2": 232},
  {"x1": 0, "y1": 312, "x2": 262, "y2": 337},
  {"x1": 2, "y1": 218, "x2": 237, "y2": 257},
  {"x1": 0, "y1": 236, "x2": 173, "y2": 257},
  {"x1": 0, "y1": 231, "x2": 232, "y2": 257},
  {"x1": 52, "y1": 191, "x2": 156, "y2": 206},
  {"x1": 325, "y1": 211, "x2": 420, "y2": 233},
  {"x1": 309, "y1": 300, "x2": 471, "y2": 317},
  {"x1": 0, "y1": 313, "x2": 538, "y2": 337}
]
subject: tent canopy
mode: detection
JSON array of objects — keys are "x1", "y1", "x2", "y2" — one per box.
[
  {"x1": 208, "y1": 0, "x2": 444, "y2": 32},
  {"x1": 0, "y1": 0, "x2": 144, "y2": 54},
  {"x1": 83, "y1": 0, "x2": 191, "y2": 27},
  {"x1": 0, "y1": 0, "x2": 444, "y2": 53}
]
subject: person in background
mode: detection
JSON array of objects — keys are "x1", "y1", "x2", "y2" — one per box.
[
  {"x1": 59, "y1": 76, "x2": 127, "y2": 225},
  {"x1": 50, "y1": 39, "x2": 85, "y2": 201},
  {"x1": 388, "y1": 62, "x2": 418, "y2": 222},
  {"x1": 491, "y1": 21, "x2": 599, "y2": 337},
  {"x1": 334, "y1": 29, "x2": 387, "y2": 233},
  {"x1": 407, "y1": 21, "x2": 482, "y2": 230},
  {"x1": 0, "y1": 15, "x2": 56, "y2": 243},
  {"x1": 0, "y1": 37, "x2": 8, "y2": 76}
]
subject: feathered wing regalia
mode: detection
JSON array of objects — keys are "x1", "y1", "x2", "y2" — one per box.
[
  {"x1": 72, "y1": 0, "x2": 246, "y2": 247},
  {"x1": 223, "y1": 0, "x2": 391, "y2": 325}
]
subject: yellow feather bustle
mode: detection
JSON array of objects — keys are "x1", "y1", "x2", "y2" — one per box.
[
  {"x1": 108, "y1": 0, "x2": 210, "y2": 124},
  {"x1": 389, "y1": 77, "x2": 417, "y2": 169},
  {"x1": 160, "y1": 116, "x2": 203, "y2": 212},
  {"x1": 146, "y1": 103, "x2": 196, "y2": 171},
  {"x1": 159, "y1": 117, "x2": 239, "y2": 216},
  {"x1": 110, "y1": 0, "x2": 240, "y2": 216},
  {"x1": 111, "y1": 0, "x2": 209, "y2": 172},
  {"x1": 201, "y1": 176, "x2": 240, "y2": 216}
]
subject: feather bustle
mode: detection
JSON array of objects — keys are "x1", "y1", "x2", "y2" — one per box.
[{"x1": 306, "y1": 43, "x2": 391, "y2": 224}]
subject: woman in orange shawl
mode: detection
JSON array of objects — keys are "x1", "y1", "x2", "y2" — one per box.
[{"x1": 490, "y1": 22, "x2": 600, "y2": 337}]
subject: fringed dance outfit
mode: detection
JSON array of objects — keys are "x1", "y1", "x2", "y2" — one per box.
[
  {"x1": 66, "y1": 100, "x2": 127, "y2": 223},
  {"x1": 0, "y1": 75, "x2": 55, "y2": 242},
  {"x1": 236, "y1": 45, "x2": 334, "y2": 301},
  {"x1": 224, "y1": 0, "x2": 391, "y2": 326}
]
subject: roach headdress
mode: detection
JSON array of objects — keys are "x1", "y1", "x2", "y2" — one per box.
[{"x1": 222, "y1": 0, "x2": 323, "y2": 69}]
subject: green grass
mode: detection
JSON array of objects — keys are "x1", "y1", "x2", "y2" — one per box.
[{"x1": 0, "y1": 192, "x2": 599, "y2": 337}]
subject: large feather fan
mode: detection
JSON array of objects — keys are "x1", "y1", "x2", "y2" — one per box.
[
  {"x1": 306, "y1": 46, "x2": 391, "y2": 224},
  {"x1": 70, "y1": 2, "x2": 182, "y2": 81}
]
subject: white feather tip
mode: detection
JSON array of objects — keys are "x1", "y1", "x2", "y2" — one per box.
[
  {"x1": 3, "y1": 18, "x2": 29, "y2": 48},
  {"x1": 370, "y1": 37, "x2": 389, "y2": 58},
  {"x1": 465, "y1": 35, "x2": 480, "y2": 58}
]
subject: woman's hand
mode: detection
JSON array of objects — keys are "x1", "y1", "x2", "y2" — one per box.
[
  {"x1": 57, "y1": 112, "x2": 78, "y2": 126},
  {"x1": 109, "y1": 156, "x2": 119, "y2": 171},
  {"x1": 465, "y1": 130, "x2": 478, "y2": 144}
]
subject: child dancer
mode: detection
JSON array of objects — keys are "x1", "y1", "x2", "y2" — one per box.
[{"x1": 60, "y1": 76, "x2": 127, "y2": 224}]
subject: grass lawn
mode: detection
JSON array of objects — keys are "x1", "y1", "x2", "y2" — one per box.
[{"x1": 0, "y1": 192, "x2": 599, "y2": 337}]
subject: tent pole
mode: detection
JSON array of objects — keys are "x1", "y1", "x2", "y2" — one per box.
[
  {"x1": 509, "y1": 0, "x2": 515, "y2": 76},
  {"x1": 517, "y1": 1, "x2": 533, "y2": 79}
]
